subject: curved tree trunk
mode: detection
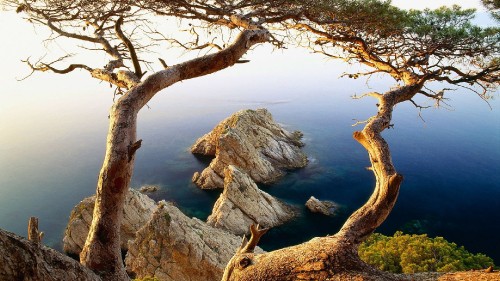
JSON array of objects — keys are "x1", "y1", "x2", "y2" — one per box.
[
  {"x1": 79, "y1": 28, "x2": 270, "y2": 280},
  {"x1": 222, "y1": 85, "x2": 422, "y2": 281}
]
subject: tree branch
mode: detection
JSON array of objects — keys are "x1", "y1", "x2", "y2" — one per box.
[
  {"x1": 115, "y1": 16, "x2": 143, "y2": 78},
  {"x1": 239, "y1": 224, "x2": 268, "y2": 254},
  {"x1": 134, "y1": 28, "x2": 270, "y2": 109}
]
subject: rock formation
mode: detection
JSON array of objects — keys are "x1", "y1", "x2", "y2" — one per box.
[
  {"x1": 125, "y1": 201, "x2": 264, "y2": 281},
  {"x1": 305, "y1": 196, "x2": 339, "y2": 216},
  {"x1": 191, "y1": 108, "x2": 307, "y2": 189},
  {"x1": 63, "y1": 189, "x2": 156, "y2": 255},
  {"x1": 0, "y1": 228, "x2": 101, "y2": 281},
  {"x1": 207, "y1": 166, "x2": 296, "y2": 235}
]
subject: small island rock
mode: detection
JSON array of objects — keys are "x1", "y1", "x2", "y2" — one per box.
[
  {"x1": 125, "y1": 201, "x2": 264, "y2": 281},
  {"x1": 191, "y1": 108, "x2": 307, "y2": 189},
  {"x1": 305, "y1": 196, "x2": 338, "y2": 216},
  {"x1": 63, "y1": 189, "x2": 156, "y2": 255},
  {"x1": 139, "y1": 185, "x2": 160, "y2": 193},
  {"x1": 207, "y1": 165, "x2": 296, "y2": 236}
]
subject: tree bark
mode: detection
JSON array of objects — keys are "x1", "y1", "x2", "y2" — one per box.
[{"x1": 79, "y1": 28, "x2": 269, "y2": 280}]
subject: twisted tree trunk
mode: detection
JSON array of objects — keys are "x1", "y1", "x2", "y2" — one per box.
[
  {"x1": 223, "y1": 85, "x2": 422, "y2": 281},
  {"x1": 79, "y1": 29, "x2": 270, "y2": 280}
]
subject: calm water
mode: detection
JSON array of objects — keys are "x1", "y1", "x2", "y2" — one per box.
[{"x1": 0, "y1": 47, "x2": 499, "y2": 264}]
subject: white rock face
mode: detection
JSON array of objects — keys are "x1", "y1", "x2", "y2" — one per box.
[
  {"x1": 63, "y1": 189, "x2": 156, "y2": 255},
  {"x1": 191, "y1": 108, "x2": 307, "y2": 189},
  {"x1": 305, "y1": 196, "x2": 338, "y2": 216},
  {"x1": 125, "y1": 201, "x2": 264, "y2": 281},
  {"x1": 207, "y1": 166, "x2": 296, "y2": 236}
]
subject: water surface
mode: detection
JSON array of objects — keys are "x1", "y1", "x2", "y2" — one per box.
[{"x1": 0, "y1": 47, "x2": 499, "y2": 264}]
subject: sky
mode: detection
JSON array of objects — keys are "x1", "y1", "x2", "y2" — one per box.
[{"x1": 0, "y1": 0, "x2": 495, "y2": 148}]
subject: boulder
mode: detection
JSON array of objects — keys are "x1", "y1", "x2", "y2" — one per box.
[
  {"x1": 207, "y1": 165, "x2": 296, "y2": 236},
  {"x1": 125, "y1": 201, "x2": 264, "y2": 281},
  {"x1": 63, "y1": 189, "x2": 156, "y2": 255},
  {"x1": 0, "y1": 228, "x2": 101, "y2": 281},
  {"x1": 305, "y1": 196, "x2": 338, "y2": 216},
  {"x1": 191, "y1": 108, "x2": 307, "y2": 189}
]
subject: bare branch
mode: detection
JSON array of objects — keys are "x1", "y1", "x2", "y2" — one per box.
[
  {"x1": 115, "y1": 16, "x2": 143, "y2": 78},
  {"x1": 239, "y1": 224, "x2": 269, "y2": 254}
]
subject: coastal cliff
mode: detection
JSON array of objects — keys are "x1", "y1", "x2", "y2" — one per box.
[{"x1": 125, "y1": 201, "x2": 264, "y2": 281}]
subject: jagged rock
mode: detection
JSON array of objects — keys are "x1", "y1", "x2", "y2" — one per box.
[
  {"x1": 305, "y1": 196, "x2": 338, "y2": 216},
  {"x1": 63, "y1": 189, "x2": 156, "y2": 255},
  {"x1": 0, "y1": 228, "x2": 101, "y2": 281},
  {"x1": 191, "y1": 108, "x2": 307, "y2": 189},
  {"x1": 207, "y1": 165, "x2": 296, "y2": 236},
  {"x1": 125, "y1": 201, "x2": 264, "y2": 281},
  {"x1": 139, "y1": 185, "x2": 160, "y2": 193}
]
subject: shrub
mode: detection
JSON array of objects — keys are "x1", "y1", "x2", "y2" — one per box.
[{"x1": 359, "y1": 231, "x2": 494, "y2": 273}]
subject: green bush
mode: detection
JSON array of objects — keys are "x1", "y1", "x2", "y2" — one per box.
[{"x1": 359, "y1": 231, "x2": 494, "y2": 273}]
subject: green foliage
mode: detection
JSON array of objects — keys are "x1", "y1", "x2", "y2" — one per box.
[
  {"x1": 359, "y1": 232, "x2": 494, "y2": 273},
  {"x1": 406, "y1": 5, "x2": 499, "y2": 44}
]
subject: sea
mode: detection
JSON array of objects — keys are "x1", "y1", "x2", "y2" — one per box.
[{"x1": 0, "y1": 45, "x2": 499, "y2": 264}]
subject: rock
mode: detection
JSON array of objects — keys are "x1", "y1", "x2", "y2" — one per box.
[
  {"x1": 191, "y1": 108, "x2": 307, "y2": 189},
  {"x1": 305, "y1": 196, "x2": 338, "y2": 216},
  {"x1": 63, "y1": 189, "x2": 156, "y2": 255},
  {"x1": 125, "y1": 201, "x2": 264, "y2": 281},
  {"x1": 207, "y1": 165, "x2": 296, "y2": 236},
  {"x1": 0, "y1": 228, "x2": 101, "y2": 281},
  {"x1": 139, "y1": 185, "x2": 160, "y2": 193}
]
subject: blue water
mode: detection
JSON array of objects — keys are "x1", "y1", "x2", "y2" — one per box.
[{"x1": 0, "y1": 46, "x2": 499, "y2": 265}]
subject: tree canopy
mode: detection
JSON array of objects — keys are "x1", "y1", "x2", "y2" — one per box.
[{"x1": 296, "y1": 4, "x2": 499, "y2": 98}]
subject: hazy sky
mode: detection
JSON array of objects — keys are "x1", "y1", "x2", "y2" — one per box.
[{"x1": 0, "y1": 0, "x2": 493, "y2": 114}]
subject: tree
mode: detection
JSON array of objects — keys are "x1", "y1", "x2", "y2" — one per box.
[
  {"x1": 0, "y1": 0, "x2": 303, "y2": 279},
  {"x1": 222, "y1": 3, "x2": 499, "y2": 280}
]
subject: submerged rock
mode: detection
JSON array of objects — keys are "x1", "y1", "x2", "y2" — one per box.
[
  {"x1": 191, "y1": 108, "x2": 307, "y2": 189},
  {"x1": 207, "y1": 165, "x2": 296, "y2": 236},
  {"x1": 305, "y1": 196, "x2": 338, "y2": 216},
  {"x1": 125, "y1": 201, "x2": 264, "y2": 281},
  {"x1": 139, "y1": 185, "x2": 160, "y2": 193},
  {"x1": 63, "y1": 189, "x2": 156, "y2": 255}
]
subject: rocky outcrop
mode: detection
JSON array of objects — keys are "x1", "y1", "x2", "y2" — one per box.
[
  {"x1": 191, "y1": 108, "x2": 307, "y2": 189},
  {"x1": 125, "y1": 201, "x2": 264, "y2": 281},
  {"x1": 207, "y1": 166, "x2": 296, "y2": 236},
  {"x1": 305, "y1": 196, "x2": 338, "y2": 216},
  {"x1": 0, "y1": 228, "x2": 101, "y2": 281},
  {"x1": 63, "y1": 189, "x2": 156, "y2": 255}
]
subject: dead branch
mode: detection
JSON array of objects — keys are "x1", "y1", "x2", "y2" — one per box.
[
  {"x1": 115, "y1": 16, "x2": 143, "y2": 78},
  {"x1": 239, "y1": 224, "x2": 269, "y2": 254}
]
